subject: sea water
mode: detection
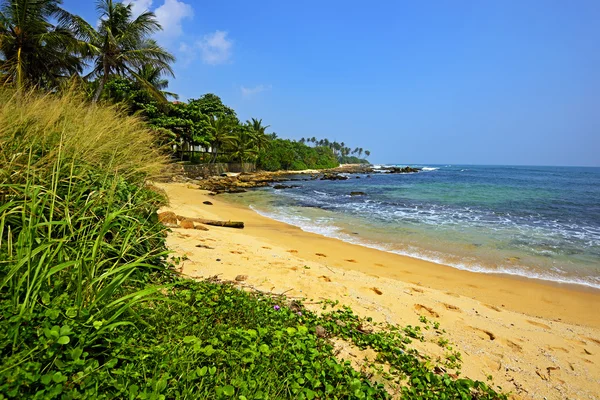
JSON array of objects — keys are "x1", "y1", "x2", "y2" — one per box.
[{"x1": 225, "y1": 165, "x2": 600, "y2": 289}]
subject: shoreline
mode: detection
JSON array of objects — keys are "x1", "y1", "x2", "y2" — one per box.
[
  {"x1": 247, "y1": 201, "x2": 600, "y2": 293},
  {"x1": 157, "y1": 182, "x2": 600, "y2": 399}
]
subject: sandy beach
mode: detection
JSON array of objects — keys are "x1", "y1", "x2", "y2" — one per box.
[{"x1": 157, "y1": 182, "x2": 600, "y2": 399}]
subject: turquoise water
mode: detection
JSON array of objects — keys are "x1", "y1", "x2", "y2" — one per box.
[{"x1": 225, "y1": 165, "x2": 600, "y2": 289}]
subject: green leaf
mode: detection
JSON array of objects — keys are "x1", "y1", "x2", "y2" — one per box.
[
  {"x1": 259, "y1": 344, "x2": 269, "y2": 353},
  {"x1": 52, "y1": 372, "x2": 66, "y2": 383},
  {"x1": 209, "y1": 366, "x2": 216, "y2": 375},
  {"x1": 66, "y1": 308, "x2": 78, "y2": 318},
  {"x1": 183, "y1": 335, "x2": 197, "y2": 344},
  {"x1": 222, "y1": 385, "x2": 235, "y2": 396},
  {"x1": 196, "y1": 366, "x2": 207, "y2": 377},
  {"x1": 57, "y1": 336, "x2": 70, "y2": 345}
]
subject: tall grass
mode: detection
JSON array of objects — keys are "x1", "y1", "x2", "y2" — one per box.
[{"x1": 0, "y1": 88, "x2": 171, "y2": 344}]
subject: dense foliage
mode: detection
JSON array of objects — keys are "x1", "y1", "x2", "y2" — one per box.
[{"x1": 257, "y1": 139, "x2": 339, "y2": 171}]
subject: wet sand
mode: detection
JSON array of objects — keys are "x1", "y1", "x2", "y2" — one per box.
[{"x1": 157, "y1": 182, "x2": 600, "y2": 399}]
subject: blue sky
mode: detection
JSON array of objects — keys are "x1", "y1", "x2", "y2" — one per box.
[{"x1": 63, "y1": 0, "x2": 600, "y2": 166}]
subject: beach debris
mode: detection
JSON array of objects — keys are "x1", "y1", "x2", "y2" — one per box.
[
  {"x1": 319, "y1": 275, "x2": 332, "y2": 282},
  {"x1": 177, "y1": 215, "x2": 244, "y2": 229},
  {"x1": 315, "y1": 325, "x2": 327, "y2": 338},
  {"x1": 350, "y1": 191, "x2": 367, "y2": 196},
  {"x1": 158, "y1": 211, "x2": 178, "y2": 226},
  {"x1": 179, "y1": 219, "x2": 195, "y2": 229},
  {"x1": 195, "y1": 244, "x2": 214, "y2": 249},
  {"x1": 371, "y1": 287, "x2": 383, "y2": 295},
  {"x1": 203, "y1": 201, "x2": 213, "y2": 205},
  {"x1": 315, "y1": 253, "x2": 327, "y2": 257},
  {"x1": 235, "y1": 274, "x2": 248, "y2": 282},
  {"x1": 194, "y1": 224, "x2": 209, "y2": 231}
]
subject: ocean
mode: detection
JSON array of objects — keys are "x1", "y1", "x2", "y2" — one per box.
[{"x1": 225, "y1": 165, "x2": 600, "y2": 289}]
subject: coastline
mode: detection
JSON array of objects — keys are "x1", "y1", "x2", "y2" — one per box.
[{"x1": 157, "y1": 182, "x2": 600, "y2": 399}]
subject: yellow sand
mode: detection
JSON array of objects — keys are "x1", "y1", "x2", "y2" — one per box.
[{"x1": 157, "y1": 182, "x2": 600, "y2": 399}]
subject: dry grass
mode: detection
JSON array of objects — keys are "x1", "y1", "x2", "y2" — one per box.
[{"x1": 0, "y1": 88, "x2": 169, "y2": 184}]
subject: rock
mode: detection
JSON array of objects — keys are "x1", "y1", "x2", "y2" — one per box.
[
  {"x1": 320, "y1": 173, "x2": 349, "y2": 181},
  {"x1": 350, "y1": 191, "x2": 366, "y2": 196},
  {"x1": 273, "y1": 184, "x2": 300, "y2": 190},
  {"x1": 194, "y1": 224, "x2": 209, "y2": 231},
  {"x1": 315, "y1": 325, "x2": 327, "y2": 338},
  {"x1": 179, "y1": 220, "x2": 194, "y2": 229},
  {"x1": 235, "y1": 275, "x2": 248, "y2": 282},
  {"x1": 367, "y1": 175, "x2": 371, "y2": 178},
  {"x1": 158, "y1": 211, "x2": 178, "y2": 225},
  {"x1": 385, "y1": 166, "x2": 420, "y2": 174},
  {"x1": 203, "y1": 201, "x2": 213, "y2": 205},
  {"x1": 355, "y1": 176, "x2": 360, "y2": 179}
]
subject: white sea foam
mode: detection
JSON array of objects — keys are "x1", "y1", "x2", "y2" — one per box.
[
  {"x1": 421, "y1": 167, "x2": 439, "y2": 171},
  {"x1": 247, "y1": 205, "x2": 600, "y2": 290}
]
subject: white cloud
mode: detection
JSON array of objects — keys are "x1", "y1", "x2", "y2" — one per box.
[
  {"x1": 122, "y1": 0, "x2": 193, "y2": 42},
  {"x1": 197, "y1": 31, "x2": 233, "y2": 65},
  {"x1": 122, "y1": 0, "x2": 153, "y2": 17},
  {"x1": 154, "y1": 0, "x2": 194, "y2": 40},
  {"x1": 241, "y1": 84, "x2": 271, "y2": 97}
]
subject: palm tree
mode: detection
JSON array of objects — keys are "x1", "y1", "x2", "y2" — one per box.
[
  {"x1": 364, "y1": 150, "x2": 370, "y2": 158},
  {"x1": 231, "y1": 126, "x2": 258, "y2": 165},
  {"x1": 0, "y1": 0, "x2": 85, "y2": 90},
  {"x1": 70, "y1": 0, "x2": 175, "y2": 102},
  {"x1": 247, "y1": 118, "x2": 270, "y2": 152},
  {"x1": 136, "y1": 64, "x2": 178, "y2": 99},
  {"x1": 208, "y1": 115, "x2": 236, "y2": 163}
]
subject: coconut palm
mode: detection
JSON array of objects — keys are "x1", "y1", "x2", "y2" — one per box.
[
  {"x1": 207, "y1": 115, "x2": 236, "y2": 163},
  {"x1": 247, "y1": 117, "x2": 270, "y2": 152},
  {"x1": 365, "y1": 150, "x2": 370, "y2": 158},
  {"x1": 231, "y1": 127, "x2": 258, "y2": 165},
  {"x1": 135, "y1": 64, "x2": 178, "y2": 99},
  {"x1": 69, "y1": 0, "x2": 175, "y2": 102},
  {"x1": 0, "y1": 0, "x2": 85, "y2": 90}
]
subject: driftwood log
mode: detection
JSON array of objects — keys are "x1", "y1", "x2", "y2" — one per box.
[{"x1": 176, "y1": 215, "x2": 244, "y2": 229}]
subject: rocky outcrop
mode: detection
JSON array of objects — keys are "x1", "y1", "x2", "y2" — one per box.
[
  {"x1": 320, "y1": 173, "x2": 349, "y2": 181},
  {"x1": 386, "y1": 166, "x2": 421, "y2": 174}
]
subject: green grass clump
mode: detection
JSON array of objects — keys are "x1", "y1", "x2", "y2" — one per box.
[{"x1": 0, "y1": 89, "x2": 507, "y2": 399}]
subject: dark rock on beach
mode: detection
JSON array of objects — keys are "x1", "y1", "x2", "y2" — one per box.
[
  {"x1": 350, "y1": 191, "x2": 367, "y2": 196},
  {"x1": 320, "y1": 173, "x2": 349, "y2": 181}
]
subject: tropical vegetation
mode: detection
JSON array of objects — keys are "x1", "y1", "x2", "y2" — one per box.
[{"x1": 0, "y1": 1, "x2": 507, "y2": 398}]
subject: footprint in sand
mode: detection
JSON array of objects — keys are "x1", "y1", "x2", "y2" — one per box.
[
  {"x1": 442, "y1": 303, "x2": 462, "y2": 312},
  {"x1": 469, "y1": 326, "x2": 496, "y2": 341},
  {"x1": 290, "y1": 266, "x2": 299, "y2": 271},
  {"x1": 370, "y1": 287, "x2": 383, "y2": 295},
  {"x1": 345, "y1": 259, "x2": 358, "y2": 263},
  {"x1": 504, "y1": 339, "x2": 523, "y2": 352},
  {"x1": 374, "y1": 263, "x2": 385, "y2": 267},
  {"x1": 315, "y1": 253, "x2": 327, "y2": 257},
  {"x1": 548, "y1": 346, "x2": 569, "y2": 353},
  {"x1": 287, "y1": 249, "x2": 298, "y2": 254},
  {"x1": 230, "y1": 250, "x2": 243, "y2": 254},
  {"x1": 414, "y1": 304, "x2": 440, "y2": 318},
  {"x1": 583, "y1": 336, "x2": 600, "y2": 346},
  {"x1": 319, "y1": 275, "x2": 332, "y2": 282},
  {"x1": 262, "y1": 246, "x2": 272, "y2": 249},
  {"x1": 445, "y1": 291, "x2": 460, "y2": 298},
  {"x1": 409, "y1": 287, "x2": 424, "y2": 294},
  {"x1": 526, "y1": 320, "x2": 551, "y2": 330}
]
